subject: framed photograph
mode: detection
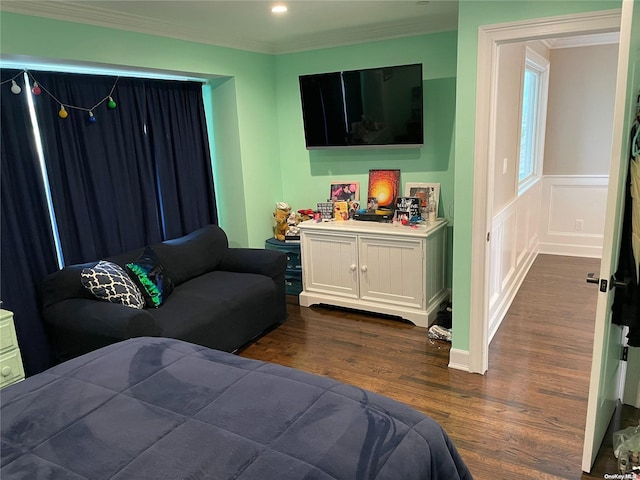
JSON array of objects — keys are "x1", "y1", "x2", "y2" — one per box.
[
  {"x1": 368, "y1": 169, "x2": 400, "y2": 208},
  {"x1": 330, "y1": 182, "x2": 359, "y2": 202},
  {"x1": 396, "y1": 197, "x2": 421, "y2": 220},
  {"x1": 317, "y1": 202, "x2": 334, "y2": 221},
  {"x1": 333, "y1": 201, "x2": 349, "y2": 221},
  {"x1": 404, "y1": 182, "x2": 440, "y2": 216}
]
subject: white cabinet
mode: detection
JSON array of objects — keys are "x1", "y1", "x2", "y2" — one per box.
[
  {"x1": 299, "y1": 219, "x2": 448, "y2": 327},
  {"x1": 0, "y1": 309, "x2": 25, "y2": 388}
]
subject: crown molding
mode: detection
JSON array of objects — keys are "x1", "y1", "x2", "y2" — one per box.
[
  {"x1": 0, "y1": 1, "x2": 277, "y2": 54},
  {"x1": 273, "y1": 14, "x2": 458, "y2": 54},
  {"x1": 548, "y1": 31, "x2": 620, "y2": 49},
  {"x1": 1, "y1": 1, "x2": 457, "y2": 55}
]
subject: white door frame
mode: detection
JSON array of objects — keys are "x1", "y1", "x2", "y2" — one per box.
[{"x1": 469, "y1": 9, "x2": 622, "y2": 374}]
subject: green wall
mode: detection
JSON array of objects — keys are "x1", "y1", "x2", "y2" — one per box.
[
  {"x1": 452, "y1": 0, "x2": 621, "y2": 353},
  {"x1": 274, "y1": 32, "x2": 457, "y2": 216},
  {"x1": 274, "y1": 31, "x2": 458, "y2": 286}
]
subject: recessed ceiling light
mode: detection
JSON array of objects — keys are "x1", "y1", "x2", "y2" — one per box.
[{"x1": 271, "y1": 4, "x2": 288, "y2": 14}]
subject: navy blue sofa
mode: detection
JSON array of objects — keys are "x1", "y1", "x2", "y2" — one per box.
[{"x1": 42, "y1": 225, "x2": 287, "y2": 362}]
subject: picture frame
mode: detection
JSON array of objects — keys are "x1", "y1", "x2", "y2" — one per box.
[
  {"x1": 396, "y1": 197, "x2": 422, "y2": 220},
  {"x1": 330, "y1": 182, "x2": 359, "y2": 202},
  {"x1": 404, "y1": 182, "x2": 440, "y2": 216},
  {"x1": 317, "y1": 202, "x2": 334, "y2": 221},
  {"x1": 368, "y1": 169, "x2": 400, "y2": 208}
]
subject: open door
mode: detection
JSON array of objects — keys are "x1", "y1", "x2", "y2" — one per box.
[{"x1": 582, "y1": 0, "x2": 640, "y2": 472}]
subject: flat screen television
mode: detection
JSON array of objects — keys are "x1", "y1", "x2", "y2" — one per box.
[{"x1": 299, "y1": 63, "x2": 423, "y2": 149}]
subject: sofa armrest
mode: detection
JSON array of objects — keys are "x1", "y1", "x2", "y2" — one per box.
[
  {"x1": 218, "y1": 248, "x2": 287, "y2": 279},
  {"x1": 43, "y1": 299, "x2": 161, "y2": 361}
]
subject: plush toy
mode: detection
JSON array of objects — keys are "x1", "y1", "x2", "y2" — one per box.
[{"x1": 273, "y1": 202, "x2": 291, "y2": 241}]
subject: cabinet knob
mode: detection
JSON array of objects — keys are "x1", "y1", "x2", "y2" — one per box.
[
  {"x1": 360, "y1": 265, "x2": 368, "y2": 272},
  {"x1": 1, "y1": 366, "x2": 11, "y2": 377},
  {"x1": 350, "y1": 264, "x2": 357, "y2": 271}
]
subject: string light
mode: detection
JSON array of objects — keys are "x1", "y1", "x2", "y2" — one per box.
[
  {"x1": 10, "y1": 80, "x2": 21, "y2": 94},
  {"x1": 2, "y1": 69, "x2": 119, "y2": 121}
]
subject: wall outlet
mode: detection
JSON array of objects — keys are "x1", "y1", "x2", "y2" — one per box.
[{"x1": 575, "y1": 219, "x2": 584, "y2": 231}]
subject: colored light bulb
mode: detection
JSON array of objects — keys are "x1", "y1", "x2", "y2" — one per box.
[
  {"x1": 32, "y1": 82, "x2": 41, "y2": 95},
  {"x1": 107, "y1": 96, "x2": 116, "y2": 109},
  {"x1": 58, "y1": 106, "x2": 68, "y2": 119},
  {"x1": 88, "y1": 111, "x2": 97, "y2": 123}
]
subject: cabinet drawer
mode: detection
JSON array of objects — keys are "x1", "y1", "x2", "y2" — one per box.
[
  {"x1": 285, "y1": 271, "x2": 303, "y2": 295},
  {"x1": 285, "y1": 250, "x2": 302, "y2": 270},
  {"x1": 0, "y1": 316, "x2": 19, "y2": 354},
  {"x1": 0, "y1": 349, "x2": 25, "y2": 388}
]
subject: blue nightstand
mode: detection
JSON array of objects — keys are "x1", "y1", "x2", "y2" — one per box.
[{"x1": 265, "y1": 238, "x2": 302, "y2": 295}]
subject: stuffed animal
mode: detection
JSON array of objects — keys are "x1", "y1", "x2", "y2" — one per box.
[{"x1": 273, "y1": 202, "x2": 291, "y2": 241}]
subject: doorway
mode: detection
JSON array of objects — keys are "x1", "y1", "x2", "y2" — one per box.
[{"x1": 467, "y1": 9, "x2": 622, "y2": 374}]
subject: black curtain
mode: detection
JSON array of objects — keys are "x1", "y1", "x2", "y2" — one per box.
[
  {"x1": 1, "y1": 69, "x2": 59, "y2": 375},
  {"x1": 145, "y1": 79, "x2": 217, "y2": 239},
  {"x1": 32, "y1": 72, "x2": 164, "y2": 265}
]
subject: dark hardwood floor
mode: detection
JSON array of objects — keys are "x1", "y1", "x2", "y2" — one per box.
[{"x1": 240, "y1": 254, "x2": 639, "y2": 479}]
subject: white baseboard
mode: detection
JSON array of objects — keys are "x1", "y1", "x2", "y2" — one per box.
[
  {"x1": 448, "y1": 348, "x2": 470, "y2": 372},
  {"x1": 538, "y1": 242, "x2": 602, "y2": 258}
]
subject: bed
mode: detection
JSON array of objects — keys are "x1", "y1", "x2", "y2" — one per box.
[{"x1": 1, "y1": 337, "x2": 472, "y2": 479}]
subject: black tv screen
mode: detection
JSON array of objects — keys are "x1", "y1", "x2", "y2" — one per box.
[{"x1": 299, "y1": 63, "x2": 423, "y2": 149}]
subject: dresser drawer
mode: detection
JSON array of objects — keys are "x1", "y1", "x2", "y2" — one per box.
[
  {"x1": 0, "y1": 314, "x2": 19, "y2": 354},
  {"x1": 0, "y1": 349, "x2": 25, "y2": 388}
]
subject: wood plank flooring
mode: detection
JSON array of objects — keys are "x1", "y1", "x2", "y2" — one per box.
[{"x1": 240, "y1": 254, "x2": 639, "y2": 479}]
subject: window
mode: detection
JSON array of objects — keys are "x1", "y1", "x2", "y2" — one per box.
[{"x1": 518, "y1": 47, "x2": 549, "y2": 192}]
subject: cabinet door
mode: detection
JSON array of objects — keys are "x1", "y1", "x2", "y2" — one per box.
[
  {"x1": 302, "y1": 232, "x2": 358, "y2": 299},
  {"x1": 358, "y1": 236, "x2": 424, "y2": 308}
]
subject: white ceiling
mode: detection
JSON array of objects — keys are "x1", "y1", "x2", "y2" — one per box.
[{"x1": 0, "y1": 0, "x2": 460, "y2": 54}]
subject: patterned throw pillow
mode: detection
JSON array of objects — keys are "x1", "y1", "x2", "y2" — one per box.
[
  {"x1": 126, "y1": 246, "x2": 174, "y2": 308},
  {"x1": 81, "y1": 260, "x2": 145, "y2": 309}
]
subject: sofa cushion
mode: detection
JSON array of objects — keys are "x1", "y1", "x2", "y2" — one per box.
[
  {"x1": 81, "y1": 261, "x2": 145, "y2": 309},
  {"x1": 148, "y1": 271, "x2": 279, "y2": 352},
  {"x1": 151, "y1": 225, "x2": 229, "y2": 286},
  {"x1": 126, "y1": 246, "x2": 175, "y2": 308}
]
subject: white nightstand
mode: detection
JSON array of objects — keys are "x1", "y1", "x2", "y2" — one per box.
[{"x1": 0, "y1": 309, "x2": 25, "y2": 388}]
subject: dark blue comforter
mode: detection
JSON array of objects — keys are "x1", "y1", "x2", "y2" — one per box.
[{"x1": 1, "y1": 337, "x2": 472, "y2": 479}]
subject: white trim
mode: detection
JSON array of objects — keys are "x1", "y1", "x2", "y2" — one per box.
[
  {"x1": 547, "y1": 31, "x2": 620, "y2": 49},
  {"x1": 469, "y1": 9, "x2": 621, "y2": 376},
  {"x1": 448, "y1": 348, "x2": 470, "y2": 372},
  {"x1": 517, "y1": 47, "x2": 549, "y2": 194},
  {"x1": 537, "y1": 243, "x2": 603, "y2": 258}
]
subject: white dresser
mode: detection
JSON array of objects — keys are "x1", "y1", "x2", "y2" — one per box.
[
  {"x1": 0, "y1": 309, "x2": 25, "y2": 388},
  {"x1": 298, "y1": 219, "x2": 448, "y2": 327}
]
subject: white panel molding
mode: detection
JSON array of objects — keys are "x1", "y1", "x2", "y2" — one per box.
[
  {"x1": 539, "y1": 175, "x2": 609, "y2": 258},
  {"x1": 448, "y1": 348, "x2": 470, "y2": 372},
  {"x1": 488, "y1": 183, "x2": 541, "y2": 343}
]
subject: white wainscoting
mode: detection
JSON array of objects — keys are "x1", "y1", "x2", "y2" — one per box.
[
  {"x1": 488, "y1": 181, "x2": 541, "y2": 343},
  {"x1": 538, "y1": 175, "x2": 609, "y2": 258}
]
